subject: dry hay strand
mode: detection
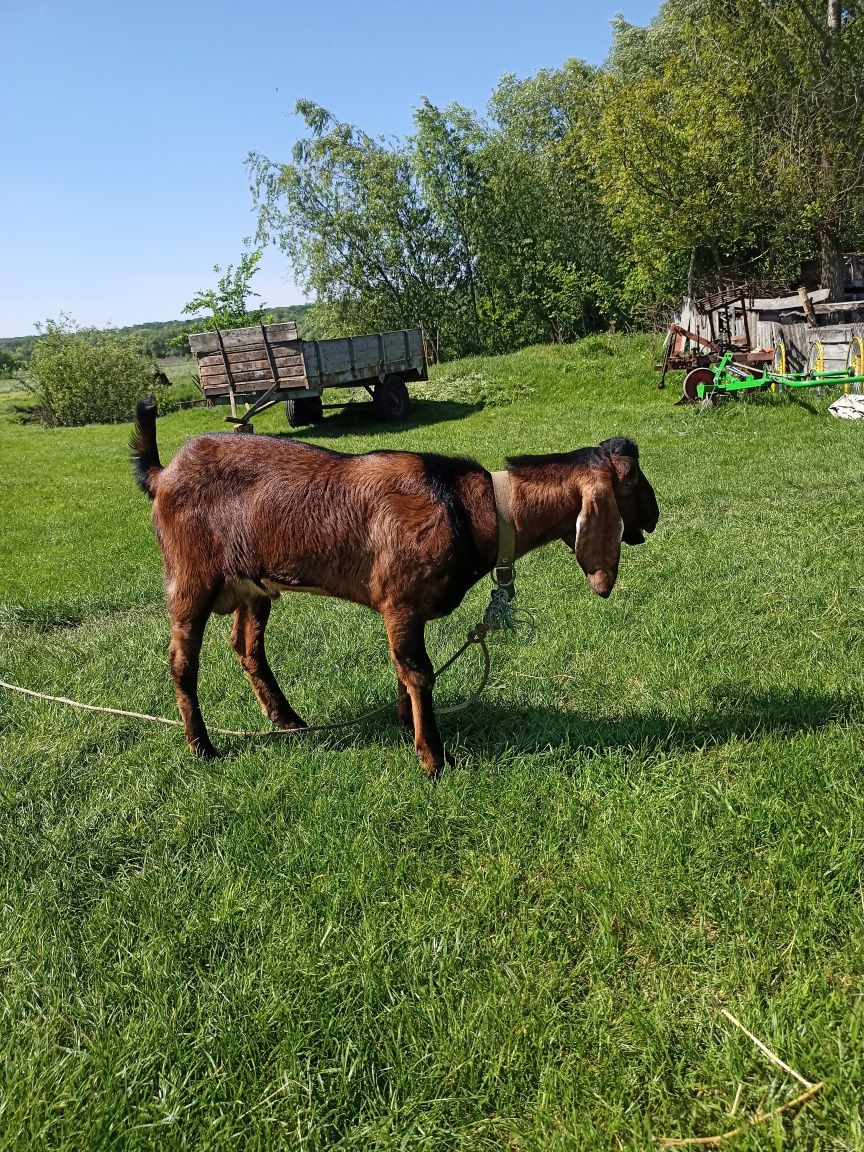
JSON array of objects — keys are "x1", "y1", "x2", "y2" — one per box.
[{"x1": 656, "y1": 1009, "x2": 824, "y2": 1147}]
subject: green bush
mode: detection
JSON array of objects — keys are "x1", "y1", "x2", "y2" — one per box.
[
  {"x1": 28, "y1": 317, "x2": 154, "y2": 426},
  {"x1": 0, "y1": 347, "x2": 20, "y2": 378}
]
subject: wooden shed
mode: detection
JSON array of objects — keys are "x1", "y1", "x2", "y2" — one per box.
[{"x1": 659, "y1": 258, "x2": 864, "y2": 386}]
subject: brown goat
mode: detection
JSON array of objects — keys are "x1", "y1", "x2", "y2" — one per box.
[{"x1": 131, "y1": 400, "x2": 658, "y2": 777}]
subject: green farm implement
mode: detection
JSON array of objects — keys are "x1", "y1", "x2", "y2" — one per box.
[{"x1": 681, "y1": 335, "x2": 864, "y2": 403}]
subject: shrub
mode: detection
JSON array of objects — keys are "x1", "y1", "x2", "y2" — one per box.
[
  {"x1": 28, "y1": 317, "x2": 155, "y2": 426},
  {"x1": 0, "y1": 348, "x2": 20, "y2": 378}
]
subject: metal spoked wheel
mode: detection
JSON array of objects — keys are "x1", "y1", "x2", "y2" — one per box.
[
  {"x1": 769, "y1": 341, "x2": 787, "y2": 394},
  {"x1": 846, "y1": 335, "x2": 864, "y2": 394},
  {"x1": 806, "y1": 339, "x2": 825, "y2": 375}
]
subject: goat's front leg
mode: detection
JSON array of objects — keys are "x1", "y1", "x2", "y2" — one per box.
[
  {"x1": 396, "y1": 679, "x2": 414, "y2": 735},
  {"x1": 169, "y1": 610, "x2": 216, "y2": 759},
  {"x1": 382, "y1": 606, "x2": 444, "y2": 779},
  {"x1": 231, "y1": 598, "x2": 306, "y2": 730}
]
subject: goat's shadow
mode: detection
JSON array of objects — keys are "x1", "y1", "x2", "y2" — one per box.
[
  {"x1": 267, "y1": 397, "x2": 484, "y2": 441},
  {"x1": 443, "y1": 685, "x2": 857, "y2": 761},
  {"x1": 235, "y1": 684, "x2": 858, "y2": 766}
]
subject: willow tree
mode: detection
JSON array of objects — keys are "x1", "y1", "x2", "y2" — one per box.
[
  {"x1": 250, "y1": 52, "x2": 631, "y2": 355},
  {"x1": 248, "y1": 100, "x2": 458, "y2": 352}
]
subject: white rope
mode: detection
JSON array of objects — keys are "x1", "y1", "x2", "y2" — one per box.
[
  {"x1": 0, "y1": 678, "x2": 185, "y2": 726},
  {"x1": 0, "y1": 676, "x2": 383, "y2": 737},
  {"x1": 0, "y1": 628, "x2": 491, "y2": 739}
]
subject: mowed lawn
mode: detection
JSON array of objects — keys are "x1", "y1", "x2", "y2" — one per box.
[{"x1": 1, "y1": 335, "x2": 862, "y2": 1150}]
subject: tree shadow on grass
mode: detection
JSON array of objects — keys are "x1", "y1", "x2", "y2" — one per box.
[
  {"x1": 0, "y1": 603, "x2": 85, "y2": 632},
  {"x1": 9, "y1": 403, "x2": 41, "y2": 425},
  {"x1": 267, "y1": 397, "x2": 484, "y2": 441},
  {"x1": 232, "y1": 684, "x2": 858, "y2": 764}
]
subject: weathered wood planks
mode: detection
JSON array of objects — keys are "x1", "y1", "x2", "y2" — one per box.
[
  {"x1": 187, "y1": 322, "x2": 298, "y2": 353},
  {"x1": 189, "y1": 324, "x2": 427, "y2": 402},
  {"x1": 189, "y1": 323, "x2": 307, "y2": 394},
  {"x1": 770, "y1": 321, "x2": 864, "y2": 371}
]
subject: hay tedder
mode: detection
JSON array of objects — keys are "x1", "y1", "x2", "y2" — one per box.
[{"x1": 680, "y1": 335, "x2": 864, "y2": 403}]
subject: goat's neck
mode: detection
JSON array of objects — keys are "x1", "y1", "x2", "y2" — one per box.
[{"x1": 508, "y1": 462, "x2": 581, "y2": 559}]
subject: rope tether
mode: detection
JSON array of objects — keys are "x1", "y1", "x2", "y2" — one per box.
[{"x1": 0, "y1": 625, "x2": 491, "y2": 739}]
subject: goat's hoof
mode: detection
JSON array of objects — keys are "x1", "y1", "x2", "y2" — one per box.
[
  {"x1": 424, "y1": 757, "x2": 448, "y2": 783},
  {"x1": 192, "y1": 740, "x2": 219, "y2": 761},
  {"x1": 274, "y1": 715, "x2": 307, "y2": 731}
]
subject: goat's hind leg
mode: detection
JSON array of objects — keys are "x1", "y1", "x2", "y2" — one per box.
[
  {"x1": 231, "y1": 597, "x2": 306, "y2": 731},
  {"x1": 168, "y1": 601, "x2": 217, "y2": 760}
]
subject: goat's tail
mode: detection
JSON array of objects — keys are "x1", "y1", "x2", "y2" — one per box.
[{"x1": 130, "y1": 397, "x2": 163, "y2": 500}]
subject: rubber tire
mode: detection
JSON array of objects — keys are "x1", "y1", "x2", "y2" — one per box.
[
  {"x1": 372, "y1": 375, "x2": 410, "y2": 422},
  {"x1": 285, "y1": 395, "x2": 324, "y2": 427}
]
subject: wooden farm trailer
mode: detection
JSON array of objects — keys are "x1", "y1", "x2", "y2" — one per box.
[{"x1": 188, "y1": 323, "x2": 428, "y2": 430}]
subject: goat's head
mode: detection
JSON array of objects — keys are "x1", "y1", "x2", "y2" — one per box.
[{"x1": 571, "y1": 437, "x2": 659, "y2": 598}]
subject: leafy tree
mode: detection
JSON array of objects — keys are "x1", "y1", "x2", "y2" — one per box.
[
  {"x1": 0, "y1": 335, "x2": 37, "y2": 364},
  {"x1": 250, "y1": 100, "x2": 459, "y2": 356},
  {"x1": 248, "y1": 14, "x2": 864, "y2": 355},
  {"x1": 486, "y1": 62, "x2": 625, "y2": 339},
  {"x1": 585, "y1": 0, "x2": 864, "y2": 307},
  {"x1": 250, "y1": 87, "x2": 621, "y2": 357},
  {"x1": 582, "y1": 9, "x2": 770, "y2": 310},
  {"x1": 411, "y1": 100, "x2": 491, "y2": 349},
  {"x1": 681, "y1": 0, "x2": 864, "y2": 295},
  {"x1": 182, "y1": 244, "x2": 270, "y2": 332}
]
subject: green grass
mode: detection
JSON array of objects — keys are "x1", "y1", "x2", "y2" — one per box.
[{"x1": 1, "y1": 334, "x2": 862, "y2": 1150}]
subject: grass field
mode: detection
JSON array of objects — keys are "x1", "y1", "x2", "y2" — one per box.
[{"x1": 1, "y1": 335, "x2": 862, "y2": 1150}]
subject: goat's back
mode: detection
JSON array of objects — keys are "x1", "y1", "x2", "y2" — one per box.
[{"x1": 151, "y1": 434, "x2": 491, "y2": 611}]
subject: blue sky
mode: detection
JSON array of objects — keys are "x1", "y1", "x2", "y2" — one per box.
[{"x1": 1, "y1": 0, "x2": 659, "y2": 338}]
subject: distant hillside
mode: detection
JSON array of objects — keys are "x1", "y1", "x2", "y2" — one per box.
[{"x1": 0, "y1": 304, "x2": 318, "y2": 363}]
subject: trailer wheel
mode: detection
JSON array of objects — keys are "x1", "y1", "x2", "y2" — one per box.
[
  {"x1": 682, "y1": 367, "x2": 715, "y2": 404},
  {"x1": 373, "y1": 375, "x2": 410, "y2": 422},
  {"x1": 285, "y1": 396, "x2": 324, "y2": 427}
]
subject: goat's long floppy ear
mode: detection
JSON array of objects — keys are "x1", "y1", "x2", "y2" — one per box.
[{"x1": 574, "y1": 468, "x2": 622, "y2": 599}]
